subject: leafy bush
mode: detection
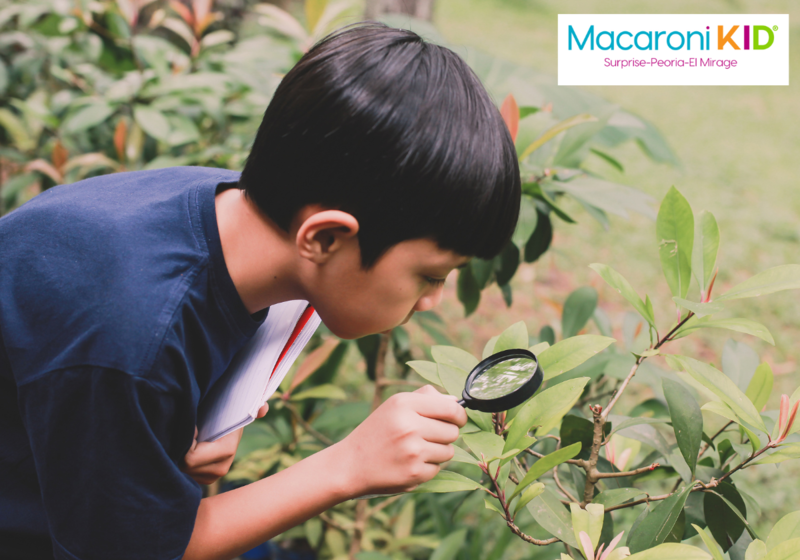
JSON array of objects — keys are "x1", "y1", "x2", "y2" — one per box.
[{"x1": 405, "y1": 187, "x2": 800, "y2": 559}]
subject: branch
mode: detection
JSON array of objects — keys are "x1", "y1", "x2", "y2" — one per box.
[
  {"x1": 285, "y1": 402, "x2": 334, "y2": 446},
  {"x1": 481, "y1": 463, "x2": 560, "y2": 546},
  {"x1": 595, "y1": 463, "x2": 660, "y2": 479},
  {"x1": 553, "y1": 465, "x2": 579, "y2": 503},
  {"x1": 698, "y1": 421, "x2": 735, "y2": 459}
]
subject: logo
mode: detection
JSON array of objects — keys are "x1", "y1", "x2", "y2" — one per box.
[{"x1": 558, "y1": 15, "x2": 789, "y2": 86}]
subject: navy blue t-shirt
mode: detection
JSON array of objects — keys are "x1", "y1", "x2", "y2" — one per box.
[{"x1": 0, "y1": 167, "x2": 268, "y2": 559}]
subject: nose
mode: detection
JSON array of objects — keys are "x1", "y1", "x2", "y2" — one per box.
[{"x1": 413, "y1": 285, "x2": 444, "y2": 312}]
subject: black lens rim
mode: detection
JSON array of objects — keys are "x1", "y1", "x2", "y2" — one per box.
[{"x1": 461, "y1": 348, "x2": 544, "y2": 413}]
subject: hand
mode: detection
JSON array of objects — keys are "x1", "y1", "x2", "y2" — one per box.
[
  {"x1": 332, "y1": 385, "x2": 467, "y2": 497},
  {"x1": 182, "y1": 402, "x2": 270, "y2": 485}
]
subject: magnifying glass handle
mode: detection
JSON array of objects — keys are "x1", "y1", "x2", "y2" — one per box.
[{"x1": 457, "y1": 399, "x2": 466, "y2": 407}]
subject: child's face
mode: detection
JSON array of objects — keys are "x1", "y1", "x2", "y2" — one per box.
[{"x1": 307, "y1": 238, "x2": 469, "y2": 340}]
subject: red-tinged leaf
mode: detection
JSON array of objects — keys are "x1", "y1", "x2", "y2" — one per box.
[
  {"x1": 500, "y1": 93, "x2": 519, "y2": 143},
  {"x1": 170, "y1": 0, "x2": 194, "y2": 27},
  {"x1": 51, "y1": 141, "x2": 68, "y2": 170},
  {"x1": 287, "y1": 337, "x2": 340, "y2": 395},
  {"x1": 114, "y1": 119, "x2": 127, "y2": 163}
]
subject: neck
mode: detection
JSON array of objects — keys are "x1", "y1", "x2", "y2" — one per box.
[{"x1": 215, "y1": 188, "x2": 307, "y2": 314}]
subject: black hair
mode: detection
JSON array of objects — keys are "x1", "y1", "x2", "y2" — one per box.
[{"x1": 239, "y1": 21, "x2": 521, "y2": 267}]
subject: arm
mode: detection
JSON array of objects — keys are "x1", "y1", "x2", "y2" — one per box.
[{"x1": 184, "y1": 386, "x2": 466, "y2": 560}]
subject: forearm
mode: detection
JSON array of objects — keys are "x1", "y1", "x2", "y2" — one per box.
[{"x1": 183, "y1": 442, "x2": 356, "y2": 560}]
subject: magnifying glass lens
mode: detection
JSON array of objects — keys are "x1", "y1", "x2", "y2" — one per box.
[{"x1": 467, "y1": 357, "x2": 538, "y2": 399}]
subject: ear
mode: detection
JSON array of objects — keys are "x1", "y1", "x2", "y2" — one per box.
[{"x1": 295, "y1": 209, "x2": 360, "y2": 264}]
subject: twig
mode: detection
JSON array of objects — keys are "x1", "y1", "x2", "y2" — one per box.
[
  {"x1": 698, "y1": 421, "x2": 735, "y2": 459},
  {"x1": 553, "y1": 466, "x2": 579, "y2": 502},
  {"x1": 319, "y1": 512, "x2": 350, "y2": 532},
  {"x1": 366, "y1": 494, "x2": 403, "y2": 517},
  {"x1": 594, "y1": 463, "x2": 659, "y2": 479},
  {"x1": 285, "y1": 402, "x2": 334, "y2": 446}
]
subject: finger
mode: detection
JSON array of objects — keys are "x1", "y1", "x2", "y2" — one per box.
[
  {"x1": 256, "y1": 402, "x2": 270, "y2": 419},
  {"x1": 184, "y1": 430, "x2": 241, "y2": 467},
  {"x1": 423, "y1": 442, "x2": 456, "y2": 465},
  {"x1": 418, "y1": 417, "x2": 461, "y2": 444},
  {"x1": 409, "y1": 394, "x2": 468, "y2": 427},
  {"x1": 413, "y1": 384, "x2": 442, "y2": 396}
]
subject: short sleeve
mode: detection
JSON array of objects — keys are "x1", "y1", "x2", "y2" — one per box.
[{"x1": 17, "y1": 367, "x2": 201, "y2": 560}]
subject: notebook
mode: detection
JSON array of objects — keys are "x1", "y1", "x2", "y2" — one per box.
[{"x1": 197, "y1": 300, "x2": 321, "y2": 442}]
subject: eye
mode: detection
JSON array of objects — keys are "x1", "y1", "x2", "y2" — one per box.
[{"x1": 424, "y1": 276, "x2": 446, "y2": 287}]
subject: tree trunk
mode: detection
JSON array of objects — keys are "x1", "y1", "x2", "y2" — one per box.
[{"x1": 364, "y1": 0, "x2": 435, "y2": 22}]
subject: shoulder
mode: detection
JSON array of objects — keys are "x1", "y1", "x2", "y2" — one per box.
[{"x1": 0, "y1": 167, "x2": 241, "y2": 386}]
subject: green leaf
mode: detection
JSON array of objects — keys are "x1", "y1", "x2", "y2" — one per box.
[
  {"x1": 529, "y1": 341, "x2": 550, "y2": 355},
  {"x1": 509, "y1": 442, "x2": 581, "y2": 500},
  {"x1": 524, "y1": 210, "x2": 552, "y2": 263},
  {"x1": 449, "y1": 445, "x2": 481, "y2": 466},
  {"x1": 462, "y1": 432, "x2": 505, "y2": 463},
  {"x1": 494, "y1": 321, "x2": 529, "y2": 353},
  {"x1": 716, "y1": 265, "x2": 800, "y2": 302},
  {"x1": 562, "y1": 287, "x2": 599, "y2": 339},
  {"x1": 606, "y1": 416, "x2": 670, "y2": 437},
  {"x1": 767, "y1": 511, "x2": 800, "y2": 551},
  {"x1": 693, "y1": 524, "x2": 725, "y2": 560},
  {"x1": 746, "y1": 540, "x2": 767, "y2": 560},
  {"x1": 704, "y1": 483, "x2": 749, "y2": 550},
  {"x1": 289, "y1": 383, "x2": 346, "y2": 401},
  {"x1": 430, "y1": 528, "x2": 467, "y2": 560},
  {"x1": 457, "y1": 266, "x2": 480, "y2": 316},
  {"x1": 513, "y1": 482, "x2": 544, "y2": 517},
  {"x1": 672, "y1": 317, "x2": 775, "y2": 346},
  {"x1": 626, "y1": 544, "x2": 712, "y2": 560},
  {"x1": 431, "y1": 346, "x2": 478, "y2": 373},
  {"x1": 411, "y1": 470, "x2": 482, "y2": 493},
  {"x1": 763, "y1": 539, "x2": 800, "y2": 560},
  {"x1": 666, "y1": 355, "x2": 767, "y2": 433},
  {"x1": 471, "y1": 258, "x2": 494, "y2": 290},
  {"x1": 518, "y1": 113, "x2": 598, "y2": 161},
  {"x1": 593, "y1": 488, "x2": 646, "y2": 509},
  {"x1": 526, "y1": 487, "x2": 579, "y2": 548},
  {"x1": 503, "y1": 377, "x2": 590, "y2": 453},
  {"x1": 656, "y1": 187, "x2": 695, "y2": 300},
  {"x1": 0, "y1": 108, "x2": 34, "y2": 151},
  {"x1": 745, "y1": 362, "x2": 773, "y2": 412},
  {"x1": 628, "y1": 485, "x2": 694, "y2": 553},
  {"x1": 571, "y1": 502, "x2": 605, "y2": 551},
  {"x1": 62, "y1": 102, "x2": 115, "y2": 133},
  {"x1": 483, "y1": 335, "x2": 499, "y2": 359},
  {"x1": 672, "y1": 298, "x2": 725, "y2": 318},
  {"x1": 407, "y1": 360, "x2": 442, "y2": 386},
  {"x1": 701, "y1": 401, "x2": 739, "y2": 425},
  {"x1": 538, "y1": 335, "x2": 616, "y2": 380},
  {"x1": 755, "y1": 443, "x2": 800, "y2": 465},
  {"x1": 590, "y1": 263, "x2": 654, "y2": 326},
  {"x1": 437, "y1": 363, "x2": 468, "y2": 398},
  {"x1": 692, "y1": 211, "x2": 720, "y2": 295},
  {"x1": 133, "y1": 105, "x2": 171, "y2": 142},
  {"x1": 484, "y1": 498, "x2": 506, "y2": 518},
  {"x1": 663, "y1": 378, "x2": 703, "y2": 475},
  {"x1": 512, "y1": 195, "x2": 538, "y2": 249}
]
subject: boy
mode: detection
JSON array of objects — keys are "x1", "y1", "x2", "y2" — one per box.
[{"x1": 0, "y1": 22, "x2": 520, "y2": 560}]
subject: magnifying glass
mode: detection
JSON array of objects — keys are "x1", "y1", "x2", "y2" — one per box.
[
  {"x1": 457, "y1": 348, "x2": 544, "y2": 413},
  {"x1": 356, "y1": 348, "x2": 543, "y2": 499}
]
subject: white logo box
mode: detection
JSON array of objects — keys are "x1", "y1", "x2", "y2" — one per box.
[{"x1": 558, "y1": 14, "x2": 789, "y2": 86}]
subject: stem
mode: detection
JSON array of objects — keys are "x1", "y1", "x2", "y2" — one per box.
[
  {"x1": 698, "y1": 421, "x2": 734, "y2": 459},
  {"x1": 285, "y1": 402, "x2": 334, "y2": 446},
  {"x1": 594, "y1": 463, "x2": 659, "y2": 479},
  {"x1": 553, "y1": 466, "x2": 579, "y2": 502},
  {"x1": 717, "y1": 444, "x2": 772, "y2": 484},
  {"x1": 483, "y1": 463, "x2": 560, "y2": 546}
]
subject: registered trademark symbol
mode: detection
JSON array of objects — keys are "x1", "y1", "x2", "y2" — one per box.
[{"x1": 773, "y1": 25, "x2": 778, "y2": 31}]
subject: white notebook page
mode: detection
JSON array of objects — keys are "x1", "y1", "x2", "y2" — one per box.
[{"x1": 197, "y1": 300, "x2": 321, "y2": 442}]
